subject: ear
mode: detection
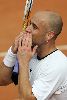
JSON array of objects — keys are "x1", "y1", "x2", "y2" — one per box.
[{"x1": 47, "y1": 31, "x2": 55, "y2": 40}]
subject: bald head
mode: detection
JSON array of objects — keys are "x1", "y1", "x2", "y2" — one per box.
[{"x1": 34, "y1": 11, "x2": 63, "y2": 36}]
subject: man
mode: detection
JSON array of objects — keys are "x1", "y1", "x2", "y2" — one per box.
[{"x1": 0, "y1": 11, "x2": 67, "y2": 100}]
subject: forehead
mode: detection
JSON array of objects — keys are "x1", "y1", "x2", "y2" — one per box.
[
  {"x1": 31, "y1": 15, "x2": 40, "y2": 26},
  {"x1": 31, "y1": 13, "x2": 46, "y2": 28}
]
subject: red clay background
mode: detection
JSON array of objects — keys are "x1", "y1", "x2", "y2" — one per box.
[{"x1": 0, "y1": 0, "x2": 67, "y2": 100}]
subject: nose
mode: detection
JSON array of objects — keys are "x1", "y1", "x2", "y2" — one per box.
[{"x1": 26, "y1": 25, "x2": 32, "y2": 33}]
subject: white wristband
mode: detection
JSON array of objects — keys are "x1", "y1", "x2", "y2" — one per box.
[{"x1": 3, "y1": 46, "x2": 17, "y2": 67}]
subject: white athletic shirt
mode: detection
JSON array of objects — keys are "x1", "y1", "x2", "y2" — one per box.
[{"x1": 29, "y1": 50, "x2": 67, "y2": 100}]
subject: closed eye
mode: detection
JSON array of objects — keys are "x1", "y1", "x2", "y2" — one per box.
[
  {"x1": 30, "y1": 21, "x2": 38, "y2": 29},
  {"x1": 32, "y1": 23, "x2": 38, "y2": 29}
]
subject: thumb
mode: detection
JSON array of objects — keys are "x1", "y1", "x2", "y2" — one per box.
[{"x1": 32, "y1": 45, "x2": 38, "y2": 56}]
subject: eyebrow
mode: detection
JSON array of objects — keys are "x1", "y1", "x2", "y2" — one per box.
[{"x1": 30, "y1": 20, "x2": 39, "y2": 29}]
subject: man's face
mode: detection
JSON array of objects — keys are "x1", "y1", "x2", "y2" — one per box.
[{"x1": 26, "y1": 13, "x2": 47, "y2": 46}]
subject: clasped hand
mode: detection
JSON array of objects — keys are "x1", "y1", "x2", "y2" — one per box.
[{"x1": 17, "y1": 30, "x2": 38, "y2": 64}]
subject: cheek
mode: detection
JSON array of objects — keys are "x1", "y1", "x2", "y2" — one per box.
[
  {"x1": 32, "y1": 30, "x2": 39, "y2": 35},
  {"x1": 32, "y1": 31, "x2": 39, "y2": 44},
  {"x1": 32, "y1": 33, "x2": 43, "y2": 45},
  {"x1": 32, "y1": 30, "x2": 40, "y2": 41}
]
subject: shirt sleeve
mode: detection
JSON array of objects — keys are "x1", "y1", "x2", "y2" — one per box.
[
  {"x1": 32, "y1": 67, "x2": 64, "y2": 100},
  {"x1": 11, "y1": 59, "x2": 19, "y2": 85},
  {"x1": 13, "y1": 58, "x2": 19, "y2": 73}
]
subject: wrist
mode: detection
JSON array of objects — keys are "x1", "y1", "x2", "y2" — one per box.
[
  {"x1": 10, "y1": 46, "x2": 17, "y2": 55},
  {"x1": 3, "y1": 46, "x2": 17, "y2": 67},
  {"x1": 11, "y1": 45, "x2": 18, "y2": 54}
]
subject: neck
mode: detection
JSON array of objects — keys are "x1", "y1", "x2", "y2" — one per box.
[{"x1": 37, "y1": 41, "x2": 57, "y2": 59}]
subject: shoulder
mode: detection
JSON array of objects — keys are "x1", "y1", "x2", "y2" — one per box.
[
  {"x1": 38, "y1": 50, "x2": 67, "y2": 77},
  {"x1": 43, "y1": 50, "x2": 67, "y2": 67}
]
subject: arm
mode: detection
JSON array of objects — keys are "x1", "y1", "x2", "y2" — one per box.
[
  {"x1": 0, "y1": 32, "x2": 24, "y2": 86},
  {"x1": 0, "y1": 62, "x2": 13, "y2": 86},
  {"x1": 17, "y1": 31, "x2": 38, "y2": 100},
  {"x1": 18, "y1": 60, "x2": 36, "y2": 100}
]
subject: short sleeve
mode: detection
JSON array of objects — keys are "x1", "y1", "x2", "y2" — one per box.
[{"x1": 11, "y1": 59, "x2": 19, "y2": 85}]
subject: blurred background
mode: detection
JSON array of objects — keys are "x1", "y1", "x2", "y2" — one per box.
[{"x1": 0, "y1": 0, "x2": 67, "y2": 100}]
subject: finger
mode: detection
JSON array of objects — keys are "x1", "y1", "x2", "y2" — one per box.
[
  {"x1": 26, "y1": 33, "x2": 32, "y2": 47},
  {"x1": 18, "y1": 38, "x2": 22, "y2": 47},
  {"x1": 22, "y1": 34, "x2": 29, "y2": 48},
  {"x1": 32, "y1": 45, "x2": 38, "y2": 55},
  {"x1": 16, "y1": 32, "x2": 23, "y2": 39},
  {"x1": 21, "y1": 32, "x2": 32, "y2": 49},
  {"x1": 25, "y1": 33, "x2": 32, "y2": 49},
  {"x1": 22, "y1": 34, "x2": 27, "y2": 46},
  {"x1": 15, "y1": 33, "x2": 24, "y2": 47},
  {"x1": 16, "y1": 31, "x2": 26, "y2": 41},
  {"x1": 26, "y1": 28, "x2": 32, "y2": 33}
]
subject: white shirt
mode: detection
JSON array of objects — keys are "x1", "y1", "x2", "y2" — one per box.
[{"x1": 29, "y1": 50, "x2": 67, "y2": 100}]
